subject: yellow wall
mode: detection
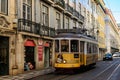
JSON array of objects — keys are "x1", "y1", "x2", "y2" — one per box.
[{"x1": 97, "y1": 1, "x2": 106, "y2": 49}]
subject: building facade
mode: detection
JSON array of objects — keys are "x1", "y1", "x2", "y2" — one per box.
[
  {"x1": 95, "y1": 0, "x2": 106, "y2": 60},
  {"x1": 105, "y1": 9, "x2": 120, "y2": 54},
  {"x1": 0, "y1": 0, "x2": 119, "y2": 76},
  {"x1": 0, "y1": 0, "x2": 85, "y2": 76}
]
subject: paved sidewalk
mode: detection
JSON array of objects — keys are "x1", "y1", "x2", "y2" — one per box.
[{"x1": 0, "y1": 67, "x2": 55, "y2": 80}]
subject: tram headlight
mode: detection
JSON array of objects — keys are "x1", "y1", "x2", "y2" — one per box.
[{"x1": 63, "y1": 60, "x2": 67, "y2": 64}]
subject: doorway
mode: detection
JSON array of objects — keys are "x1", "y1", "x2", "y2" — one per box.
[
  {"x1": 0, "y1": 36, "x2": 9, "y2": 75},
  {"x1": 44, "y1": 47, "x2": 50, "y2": 68},
  {"x1": 24, "y1": 40, "x2": 35, "y2": 71},
  {"x1": 24, "y1": 47, "x2": 35, "y2": 71}
]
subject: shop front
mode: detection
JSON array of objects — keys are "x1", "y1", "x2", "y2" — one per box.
[
  {"x1": 44, "y1": 42, "x2": 50, "y2": 68},
  {"x1": 38, "y1": 39, "x2": 53, "y2": 68},
  {"x1": 24, "y1": 39, "x2": 36, "y2": 71}
]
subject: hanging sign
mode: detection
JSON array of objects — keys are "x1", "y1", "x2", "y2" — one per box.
[
  {"x1": 38, "y1": 46, "x2": 43, "y2": 61},
  {"x1": 38, "y1": 39, "x2": 43, "y2": 61}
]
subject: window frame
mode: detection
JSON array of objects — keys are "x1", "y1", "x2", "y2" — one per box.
[
  {"x1": 42, "y1": 5, "x2": 49, "y2": 26},
  {"x1": 0, "y1": 0, "x2": 8, "y2": 15},
  {"x1": 80, "y1": 41, "x2": 84, "y2": 53},
  {"x1": 65, "y1": 17, "x2": 69, "y2": 29},
  {"x1": 56, "y1": 12, "x2": 61, "y2": 29},
  {"x1": 61, "y1": 39, "x2": 69, "y2": 52},
  {"x1": 70, "y1": 40, "x2": 79, "y2": 52},
  {"x1": 23, "y1": 0, "x2": 32, "y2": 20}
]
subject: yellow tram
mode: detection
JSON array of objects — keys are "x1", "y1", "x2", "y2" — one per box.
[{"x1": 54, "y1": 29, "x2": 98, "y2": 70}]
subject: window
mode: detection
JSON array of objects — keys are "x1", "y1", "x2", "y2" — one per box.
[
  {"x1": 56, "y1": 12, "x2": 60, "y2": 29},
  {"x1": 42, "y1": 5, "x2": 49, "y2": 26},
  {"x1": 83, "y1": 8, "x2": 86, "y2": 17},
  {"x1": 94, "y1": 44, "x2": 98, "y2": 53},
  {"x1": 61, "y1": 40, "x2": 69, "y2": 52},
  {"x1": 65, "y1": 17, "x2": 69, "y2": 29},
  {"x1": 87, "y1": 42, "x2": 93, "y2": 54},
  {"x1": 78, "y1": 22, "x2": 82, "y2": 28},
  {"x1": 0, "y1": 0, "x2": 8, "y2": 14},
  {"x1": 23, "y1": 0, "x2": 32, "y2": 20},
  {"x1": 80, "y1": 41, "x2": 84, "y2": 53},
  {"x1": 71, "y1": 40, "x2": 79, "y2": 52},
  {"x1": 73, "y1": 20, "x2": 76, "y2": 28},
  {"x1": 55, "y1": 40, "x2": 59, "y2": 52},
  {"x1": 87, "y1": 11, "x2": 90, "y2": 23},
  {"x1": 79, "y1": 3, "x2": 81, "y2": 14}
]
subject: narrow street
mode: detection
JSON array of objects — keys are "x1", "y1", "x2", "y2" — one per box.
[{"x1": 29, "y1": 58, "x2": 120, "y2": 80}]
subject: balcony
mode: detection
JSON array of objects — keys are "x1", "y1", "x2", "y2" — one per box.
[
  {"x1": 72, "y1": 9, "x2": 79, "y2": 20},
  {"x1": 18, "y1": 19, "x2": 40, "y2": 35},
  {"x1": 42, "y1": 0, "x2": 54, "y2": 5},
  {"x1": 64, "y1": 4, "x2": 73, "y2": 16},
  {"x1": 40, "y1": 25, "x2": 49, "y2": 36},
  {"x1": 49, "y1": 27, "x2": 56, "y2": 37},
  {"x1": 73, "y1": 9, "x2": 79, "y2": 18},
  {"x1": 54, "y1": 0, "x2": 65, "y2": 11},
  {"x1": 79, "y1": 14, "x2": 84, "y2": 23},
  {"x1": 40, "y1": 25, "x2": 55, "y2": 37},
  {"x1": 18, "y1": 19, "x2": 55, "y2": 37}
]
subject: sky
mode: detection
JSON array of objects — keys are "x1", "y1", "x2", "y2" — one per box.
[{"x1": 104, "y1": 0, "x2": 120, "y2": 23}]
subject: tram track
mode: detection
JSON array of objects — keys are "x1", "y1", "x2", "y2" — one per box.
[
  {"x1": 92, "y1": 60, "x2": 120, "y2": 80},
  {"x1": 30, "y1": 59, "x2": 120, "y2": 80}
]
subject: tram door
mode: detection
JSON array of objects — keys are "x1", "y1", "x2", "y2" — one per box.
[
  {"x1": 44, "y1": 47, "x2": 50, "y2": 68},
  {"x1": 0, "y1": 37, "x2": 9, "y2": 75}
]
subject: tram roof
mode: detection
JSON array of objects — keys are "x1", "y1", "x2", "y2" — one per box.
[{"x1": 54, "y1": 33, "x2": 97, "y2": 41}]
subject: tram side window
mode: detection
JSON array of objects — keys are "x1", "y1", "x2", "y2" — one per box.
[
  {"x1": 71, "y1": 40, "x2": 79, "y2": 52},
  {"x1": 80, "y1": 41, "x2": 84, "y2": 53},
  {"x1": 55, "y1": 40, "x2": 59, "y2": 52},
  {"x1": 61, "y1": 40, "x2": 69, "y2": 52},
  {"x1": 87, "y1": 42, "x2": 92, "y2": 54},
  {"x1": 95, "y1": 44, "x2": 98, "y2": 53},
  {"x1": 93, "y1": 44, "x2": 96, "y2": 53}
]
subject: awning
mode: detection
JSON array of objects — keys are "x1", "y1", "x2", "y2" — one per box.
[{"x1": 24, "y1": 40, "x2": 35, "y2": 47}]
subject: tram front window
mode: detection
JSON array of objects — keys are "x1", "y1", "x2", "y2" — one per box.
[
  {"x1": 61, "y1": 40, "x2": 69, "y2": 52},
  {"x1": 71, "y1": 40, "x2": 79, "y2": 52}
]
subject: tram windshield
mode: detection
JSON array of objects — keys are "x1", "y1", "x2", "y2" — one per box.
[
  {"x1": 61, "y1": 40, "x2": 69, "y2": 52},
  {"x1": 71, "y1": 40, "x2": 79, "y2": 52}
]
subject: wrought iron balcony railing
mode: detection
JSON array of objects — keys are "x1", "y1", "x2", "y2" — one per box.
[
  {"x1": 40, "y1": 25, "x2": 55, "y2": 37},
  {"x1": 79, "y1": 14, "x2": 84, "y2": 22},
  {"x1": 65, "y1": 4, "x2": 73, "y2": 14},
  {"x1": 18, "y1": 19, "x2": 55, "y2": 37},
  {"x1": 18, "y1": 19, "x2": 40, "y2": 34},
  {"x1": 73, "y1": 9, "x2": 79, "y2": 18},
  {"x1": 54, "y1": 0, "x2": 65, "y2": 8}
]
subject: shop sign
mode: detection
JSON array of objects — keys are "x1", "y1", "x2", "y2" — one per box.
[
  {"x1": 38, "y1": 40, "x2": 43, "y2": 46},
  {"x1": 38, "y1": 46, "x2": 43, "y2": 61}
]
